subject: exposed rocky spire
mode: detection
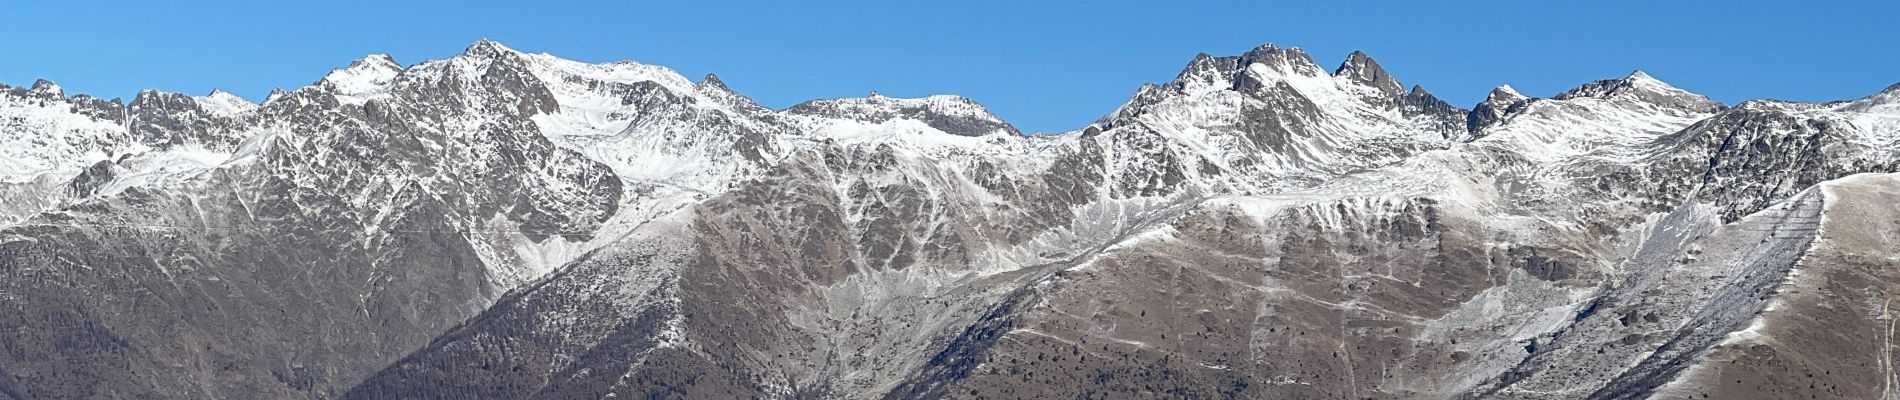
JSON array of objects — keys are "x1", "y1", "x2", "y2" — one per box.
[
  {"x1": 29, "y1": 78, "x2": 63, "y2": 97},
  {"x1": 1241, "y1": 44, "x2": 1316, "y2": 68},
  {"x1": 1239, "y1": 43, "x2": 1323, "y2": 76},
  {"x1": 1487, "y1": 85, "x2": 1529, "y2": 104},
  {"x1": 264, "y1": 87, "x2": 289, "y2": 105},
  {"x1": 1397, "y1": 84, "x2": 1467, "y2": 137},
  {"x1": 130, "y1": 88, "x2": 186, "y2": 109},
  {"x1": 697, "y1": 73, "x2": 729, "y2": 91},
  {"x1": 461, "y1": 38, "x2": 519, "y2": 58},
  {"x1": 1334, "y1": 51, "x2": 1404, "y2": 95},
  {"x1": 1166, "y1": 52, "x2": 1243, "y2": 95},
  {"x1": 693, "y1": 72, "x2": 775, "y2": 114},
  {"x1": 1467, "y1": 85, "x2": 1536, "y2": 135}
]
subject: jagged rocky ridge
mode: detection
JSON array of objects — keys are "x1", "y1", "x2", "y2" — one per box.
[{"x1": 1, "y1": 41, "x2": 1897, "y2": 399}]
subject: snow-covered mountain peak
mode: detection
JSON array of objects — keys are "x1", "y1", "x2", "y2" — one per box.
[
  {"x1": 1848, "y1": 82, "x2": 1900, "y2": 108},
  {"x1": 193, "y1": 89, "x2": 256, "y2": 116},
  {"x1": 1239, "y1": 44, "x2": 1324, "y2": 76},
  {"x1": 1168, "y1": 52, "x2": 1241, "y2": 95},
  {"x1": 262, "y1": 87, "x2": 289, "y2": 105},
  {"x1": 362, "y1": 53, "x2": 400, "y2": 68},
  {"x1": 1473, "y1": 71, "x2": 1725, "y2": 161},
  {"x1": 1078, "y1": 43, "x2": 1472, "y2": 199},
  {"x1": 1155, "y1": 45, "x2": 1336, "y2": 98},
  {"x1": 784, "y1": 93, "x2": 1020, "y2": 138},
  {"x1": 319, "y1": 54, "x2": 404, "y2": 105},
  {"x1": 502, "y1": 44, "x2": 753, "y2": 149},
  {"x1": 461, "y1": 38, "x2": 522, "y2": 59},
  {"x1": 1105, "y1": 43, "x2": 1467, "y2": 131},
  {"x1": 1333, "y1": 50, "x2": 1404, "y2": 95},
  {"x1": 691, "y1": 72, "x2": 747, "y2": 101},
  {"x1": 0, "y1": 83, "x2": 129, "y2": 184},
  {"x1": 126, "y1": 88, "x2": 257, "y2": 151},
  {"x1": 1553, "y1": 70, "x2": 1723, "y2": 113},
  {"x1": 516, "y1": 50, "x2": 699, "y2": 97},
  {"x1": 1622, "y1": 70, "x2": 1708, "y2": 102},
  {"x1": 1488, "y1": 85, "x2": 1528, "y2": 103},
  {"x1": 1809, "y1": 82, "x2": 1900, "y2": 145},
  {"x1": 1156, "y1": 45, "x2": 1412, "y2": 106},
  {"x1": 29, "y1": 79, "x2": 63, "y2": 97},
  {"x1": 432, "y1": 40, "x2": 536, "y2": 77},
  {"x1": 688, "y1": 72, "x2": 774, "y2": 114},
  {"x1": 129, "y1": 89, "x2": 176, "y2": 107}
]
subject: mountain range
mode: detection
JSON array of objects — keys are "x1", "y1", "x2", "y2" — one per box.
[{"x1": 2, "y1": 40, "x2": 1898, "y2": 399}]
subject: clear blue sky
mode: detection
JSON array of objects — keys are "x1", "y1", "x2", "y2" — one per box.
[{"x1": 4, "y1": 0, "x2": 1895, "y2": 133}]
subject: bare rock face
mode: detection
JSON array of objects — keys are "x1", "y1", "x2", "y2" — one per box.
[{"x1": 2, "y1": 41, "x2": 1898, "y2": 399}]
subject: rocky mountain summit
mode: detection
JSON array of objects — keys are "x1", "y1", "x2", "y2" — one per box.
[{"x1": 2, "y1": 40, "x2": 1897, "y2": 399}]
